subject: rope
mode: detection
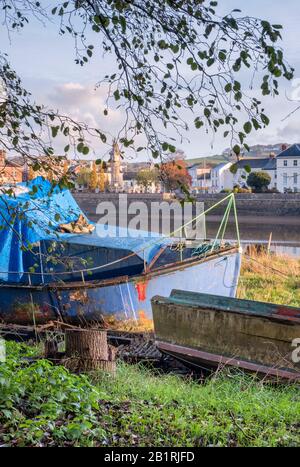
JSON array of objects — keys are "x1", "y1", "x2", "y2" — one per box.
[
  {"x1": 192, "y1": 194, "x2": 237, "y2": 256},
  {"x1": 232, "y1": 194, "x2": 241, "y2": 247},
  {"x1": 0, "y1": 193, "x2": 240, "y2": 278},
  {"x1": 211, "y1": 196, "x2": 233, "y2": 252}
]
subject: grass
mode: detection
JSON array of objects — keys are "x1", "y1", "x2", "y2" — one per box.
[
  {"x1": 0, "y1": 341, "x2": 299, "y2": 447},
  {"x1": 95, "y1": 363, "x2": 300, "y2": 447},
  {"x1": 0, "y1": 252, "x2": 299, "y2": 447},
  {"x1": 238, "y1": 251, "x2": 300, "y2": 307}
]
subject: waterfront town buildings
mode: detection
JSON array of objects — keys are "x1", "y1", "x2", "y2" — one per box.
[
  {"x1": 0, "y1": 143, "x2": 300, "y2": 194},
  {"x1": 188, "y1": 144, "x2": 300, "y2": 194},
  {"x1": 0, "y1": 150, "x2": 25, "y2": 185}
]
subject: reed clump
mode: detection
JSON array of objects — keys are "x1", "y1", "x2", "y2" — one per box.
[{"x1": 238, "y1": 251, "x2": 300, "y2": 307}]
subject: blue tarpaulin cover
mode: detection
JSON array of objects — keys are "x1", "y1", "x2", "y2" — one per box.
[{"x1": 0, "y1": 177, "x2": 169, "y2": 283}]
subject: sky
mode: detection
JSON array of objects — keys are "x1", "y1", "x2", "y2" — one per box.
[{"x1": 1, "y1": 0, "x2": 300, "y2": 162}]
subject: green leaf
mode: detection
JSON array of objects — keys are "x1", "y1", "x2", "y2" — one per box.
[
  {"x1": 243, "y1": 122, "x2": 252, "y2": 134},
  {"x1": 230, "y1": 164, "x2": 238, "y2": 174},
  {"x1": 233, "y1": 145, "x2": 241, "y2": 156},
  {"x1": 51, "y1": 126, "x2": 59, "y2": 138},
  {"x1": 252, "y1": 118, "x2": 261, "y2": 131},
  {"x1": 261, "y1": 114, "x2": 270, "y2": 126},
  {"x1": 224, "y1": 83, "x2": 232, "y2": 93},
  {"x1": 218, "y1": 51, "x2": 226, "y2": 62},
  {"x1": 113, "y1": 90, "x2": 120, "y2": 101},
  {"x1": 204, "y1": 108, "x2": 211, "y2": 118},
  {"x1": 194, "y1": 118, "x2": 204, "y2": 129},
  {"x1": 77, "y1": 142, "x2": 84, "y2": 153}
]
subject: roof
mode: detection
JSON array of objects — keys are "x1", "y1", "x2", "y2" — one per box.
[
  {"x1": 0, "y1": 158, "x2": 24, "y2": 168},
  {"x1": 236, "y1": 158, "x2": 276, "y2": 171},
  {"x1": 276, "y1": 143, "x2": 300, "y2": 158},
  {"x1": 188, "y1": 163, "x2": 202, "y2": 169},
  {"x1": 212, "y1": 162, "x2": 232, "y2": 171}
]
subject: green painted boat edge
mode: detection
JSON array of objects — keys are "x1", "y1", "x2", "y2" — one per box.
[{"x1": 151, "y1": 289, "x2": 300, "y2": 322}]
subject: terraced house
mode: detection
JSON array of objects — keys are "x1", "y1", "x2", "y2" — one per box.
[{"x1": 276, "y1": 144, "x2": 300, "y2": 193}]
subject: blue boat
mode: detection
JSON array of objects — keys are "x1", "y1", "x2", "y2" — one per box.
[{"x1": 0, "y1": 178, "x2": 242, "y2": 327}]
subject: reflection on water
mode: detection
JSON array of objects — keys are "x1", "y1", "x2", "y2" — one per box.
[
  {"x1": 271, "y1": 244, "x2": 300, "y2": 257},
  {"x1": 207, "y1": 220, "x2": 300, "y2": 257}
]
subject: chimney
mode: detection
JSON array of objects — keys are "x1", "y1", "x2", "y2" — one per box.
[
  {"x1": 281, "y1": 144, "x2": 287, "y2": 152},
  {"x1": 0, "y1": 149, "x2": 6, "y2": 166}
]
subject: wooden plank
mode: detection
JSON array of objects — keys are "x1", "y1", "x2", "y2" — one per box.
[{"x1": 157, "y1": 341, "x2": 300, "y2": 381}]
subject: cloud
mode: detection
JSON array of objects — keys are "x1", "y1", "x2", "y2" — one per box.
[
  {"x1": 47, "y1": 81, "x2": 123, "y2": 128},
  {"x1": 275, "y1": 119, "x2": 300, "y2": 142}
]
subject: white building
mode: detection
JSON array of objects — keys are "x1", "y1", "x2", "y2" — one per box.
[
  {"x1": 210, "y1": 162, "x2": 233, "y2": 193},
  {"x1": 188, "y1": 163, "x2": 211, "y2": 193},
  {"x1": 231, "y1": 157, "x2": 277, "y2": 190},
  {"x1": 276, "y1": 144, "x2": 300, "y2": 193}
]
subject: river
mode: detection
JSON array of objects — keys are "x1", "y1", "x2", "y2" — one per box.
[
  {"x1": 206, "y1": 215, "x2": 300, "y2": 257},
  {"x1": 75, "y1": 197, "x2": 300, "y2": 258}
]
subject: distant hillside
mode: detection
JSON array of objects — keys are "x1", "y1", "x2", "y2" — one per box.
[
  {"x1": 123, "y1": 161, "x2": 150, "y2": 172},
  {"x1": 125, "y1": 154, "x2": 230, "y2": 171},
  {"x1": 186, "y1": 154, "x2": 230, "y2": 168},
  {"x1": 222, "y1": 143, "x2": 289, "y2": 158}
]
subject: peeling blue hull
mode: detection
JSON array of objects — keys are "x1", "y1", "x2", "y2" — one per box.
[{"x1": 0, "y1": 248, "x2": 242, "y2": 326}]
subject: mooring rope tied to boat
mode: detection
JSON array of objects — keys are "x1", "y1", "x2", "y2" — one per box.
[{"x1": 0, "y1": 193, "x2": 240, "y2": 278}]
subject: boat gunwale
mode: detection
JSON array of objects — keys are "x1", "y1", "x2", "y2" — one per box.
[
  {"x1": 0, "y1": 245, "x2": 240, "y2": 291},
  {"x1": 151, "y1": 293, "x2": 300, "y2": 324}
]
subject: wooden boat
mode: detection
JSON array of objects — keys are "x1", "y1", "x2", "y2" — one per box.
[
  {"x1": 0, "y1": 178, "x2": 242, "y2": 326},
  {"x1": 152, "y1": 290, "x2": 300, "y2": 380}
]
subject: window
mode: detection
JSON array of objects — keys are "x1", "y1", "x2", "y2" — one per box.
[
  {"x1": 294, "y1": 160, "x2": 298, "y2": 166},
  {"x1": 284, "y1": 160, "x2": 288, "y2": 166},
  {"x1": 283, "y1": 173, "x2": 288, "y2": 186},
  {"x1": 294, "y1": 173, "x2": 298, "y2": 185}
]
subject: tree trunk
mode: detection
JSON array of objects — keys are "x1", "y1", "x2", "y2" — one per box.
[
  {"x1": 63, "y1": 329, "x2": 116, "y2": 374},
  {"x1": 44, "y1": 340, "x2": 59, "y2": 361}
]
